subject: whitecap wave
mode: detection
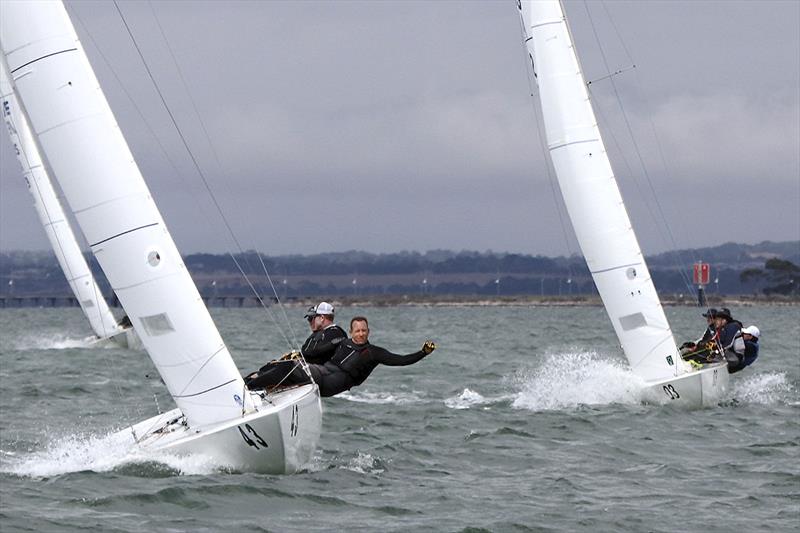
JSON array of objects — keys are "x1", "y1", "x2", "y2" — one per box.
[
  {"x1": 337, "y1": 390, "x2": 425, "y2": 405},
  {"x1": 1, "y1": 430, "x2": 222, "y2": 478},
  {"x1": 511, "y1": 351, "x2": 647, "y2": 410},
  {"x1": 344, "y1": 451, "x2": 384, "y2": 474},
  {"x1": 444, "y1": 388, "x2": 488, "y2": 409},
  {"x1": 732, "y1": 372, "x2": 796, "y2": 405}
]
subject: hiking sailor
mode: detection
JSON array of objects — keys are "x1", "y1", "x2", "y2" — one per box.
[
  {"x1": 714, "y1": 308, "x2": 746, "y2": 373},
  {"x1": 299, "y1": 302, "x2": 347, "y2": 364},
  {"x1": 245, "y1": 316, "x2": 436, "y2": 397},
  {"x1": 728, "y1": 325, "x2": 760, "y2": 374}
]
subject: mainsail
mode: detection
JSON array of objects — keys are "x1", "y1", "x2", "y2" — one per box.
[
  {"x1": 1, "y1": 58, "x2": 121, "y2": 340},
  {"x1": 519, "y1": 0, "x2": 686, "y2": 382},
  {"x1": 0, "y1": 0, "x2": 253, "y2": 426}
]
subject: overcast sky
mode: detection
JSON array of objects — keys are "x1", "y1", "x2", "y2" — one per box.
[{"x1": 1, "y1": 0, "x2": 798, "y2": 258}]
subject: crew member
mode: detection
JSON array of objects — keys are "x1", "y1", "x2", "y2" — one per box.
[
  {"x1": 729, "y1": 325, "x2": 760, "y2": 374},
  {"x1": 680, "y1": 308, "x2": 718, "y2": 362},
  {"x1": 245, "y1": 316, "x2": 436, "y2": 397},
  {"x1": 714, "y1": 308, "x2": 745, "y2": 372},
  {"x1": 300, "y1": 301, "x2": 347, "y2": 364}
]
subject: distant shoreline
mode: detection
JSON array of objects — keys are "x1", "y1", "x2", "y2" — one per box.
[
  {"x1": 278, "y1": 294, "x2": 799, "y2": 308},
  {"x1": 1, "y1": 293, "x2": 796, "y2": 309}
]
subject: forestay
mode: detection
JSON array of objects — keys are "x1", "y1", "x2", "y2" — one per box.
[
  {"x1": 0, "y1": 0, "x2": 253, "y2": 426},
  {"x1": 518, "y1": 0, "x2": 685, "y2": 382},
  {"x1": 1, "y1": 58, "x2": 121, "y2": 340}
]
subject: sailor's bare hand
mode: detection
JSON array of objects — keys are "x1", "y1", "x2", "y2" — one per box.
[{"x1": 422, "y1": 340, "x2": 436, "y2": 355}]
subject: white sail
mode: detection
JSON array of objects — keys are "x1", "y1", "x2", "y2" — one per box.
[
  {"x1": 0, "y1": 57, "x2": 122, "y2": 340},
  {"x1": 0, "y1": 0, "x2": 253, "y2": 426},
  {"x1": 519, "y1": 0, "x2": 686, "y2": 382}
]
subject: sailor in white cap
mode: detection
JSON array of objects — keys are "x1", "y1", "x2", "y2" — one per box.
[
  {"x1": 299, "y1": 302, "x2": 347, "y2": 364},
  {"x1": 731, "y1": 325, "x2": 760, "y2": 374}
]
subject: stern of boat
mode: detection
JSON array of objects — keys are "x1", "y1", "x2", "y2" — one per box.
[
  {"x1": 127, "y1": 383, "x2": 322, "y2": 474},
  {"x1": 645, "y1": 362, "x2": 729, "y2": 407}
]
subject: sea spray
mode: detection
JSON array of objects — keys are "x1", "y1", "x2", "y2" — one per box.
[
  {"x1": 1, "y1": 430, "x2": 222, "y2": 478},
  {"x1": 511, "y1": 350, "x2": 647, "y2": 410}
]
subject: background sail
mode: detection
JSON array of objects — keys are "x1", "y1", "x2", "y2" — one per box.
[
  {"x1": 0, "y1": 0, "x2": 253, "y2": 426},
  {"x1": 519, "y1": 0, "x2": 684, "y2": 382},
  {"x1": 1, "y1": 58, "x2": 121, "y2": 340}
]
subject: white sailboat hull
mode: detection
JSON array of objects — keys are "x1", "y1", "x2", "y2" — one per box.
[
  {"x1": 645, "y1": 362, "x2": 729, "y2": 407},
  {"x1": 122, "y1": 384, "x2": 322, "y2": 474}
]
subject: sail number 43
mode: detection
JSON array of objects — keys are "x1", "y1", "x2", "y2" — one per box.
[
  {"x1": 238, "y1": 424, "x2": 269, "y2": 450},
  {"x1": 663, "y1": 384, "x2": 680, "y2": 400}
]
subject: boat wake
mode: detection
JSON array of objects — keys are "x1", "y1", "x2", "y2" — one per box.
[
  {"x1": 10, "y1": 333, "x2": 110, "y2": 351},
  {"x1": 511, "y1": 351, "x2": 648, "y2": 411},
  {"x1": 731, "y1": 372, "x2": 796, "y2": 405},
  {"x1": 1, "y1": 430, "x2": 222, "y2": 478}
]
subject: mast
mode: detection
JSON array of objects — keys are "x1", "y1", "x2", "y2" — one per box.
[
  {"x1": 519, "y1": 0, "x2": 686, "y2": 381},
  {"x1": 1, "y1": 57, "x2": 122, "y2": 340},
  {"x1": 0, "y1": 0, "x2": 253, "y2": 426}
]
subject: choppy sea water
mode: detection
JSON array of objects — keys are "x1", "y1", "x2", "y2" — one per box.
[{"x1": 1, "y1": 304, "x2": 798, "y2": 532}]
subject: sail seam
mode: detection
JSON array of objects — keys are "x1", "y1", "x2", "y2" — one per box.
[
  {"x1": 90, "y1": 222, "x2": 159, "y2": 247},
  {"x1": 550, "y1": 138, "x2": 598, "y2": 151},
  {"x1": 36, "y1": 111, "x2": 106, "y2": 137},
  {"x1": 112, "y1": 269, "x2": 182, "y2": 292},
  {"x1": 590, "y1": 262, "x2": 642, "y2": 275},
  {"x1": 10, "y1": 48, "x2": 78, "y2": 74},
  {"x1": 173, "y1": 378, "x2": 237, "y2": 398},
  {"x1": 530, "y1": 20, "x2": 562, "y2": 31}
]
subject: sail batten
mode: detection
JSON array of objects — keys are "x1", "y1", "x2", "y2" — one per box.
[{"x1": 520, "y1": 0, "x2": 684, "y2": 382}]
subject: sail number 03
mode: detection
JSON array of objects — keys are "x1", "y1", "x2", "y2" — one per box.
[{"x1": 662, "y1": 384, "x2": 680, "y2": 400}]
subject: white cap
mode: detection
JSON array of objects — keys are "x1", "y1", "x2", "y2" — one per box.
[
  {"x1": 315, "y1": 301, "x2": 335, "y2": 316},
  {"x1": 741, "y1": 325, "x2": 760, "y2": 338}
]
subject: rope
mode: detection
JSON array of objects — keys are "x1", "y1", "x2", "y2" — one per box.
[
  {"x1": 582, "y1": 0, "x2": 697, "y2": 296},
  {"x1": 111, "y1": 0, "x2": 297, "y2": 351}
]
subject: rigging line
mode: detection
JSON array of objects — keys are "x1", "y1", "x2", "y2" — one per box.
[
  {"x1": 69, "y1": 5, "x2": 289, "y2": 332},
  {"x1": 517, "y1": 11, "x2": 578, "y2": 287},
  {"x1": 583, "y1": 1, "x2": 696, "y2": 295},
  {"x1": 90, "y1": 279, "x2": 143, "y2": 430},
  {"x1": 598, "y1": 0, "x2": 702, "y2": 287},
  {"x1": 67, "y1": 4, "x2": 222, "y2": 246},
  {"x1": 111, "y1": 1, "x2": 295, "y2": 350},
  {"x1": 257, "y1": 252, "x2": 299, "y2": 346},
  {"x1": 145, "y1": 1, "x2": 298, "y2": 345}
]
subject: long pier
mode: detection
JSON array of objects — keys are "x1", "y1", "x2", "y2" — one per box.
[{"x1": 0, "y1": 295, "x2": 289, "y2": 308}]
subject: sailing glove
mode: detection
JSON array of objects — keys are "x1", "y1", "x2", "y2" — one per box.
[{"x1": 422, "y1": 340, "x2": 436, "y2": 355}]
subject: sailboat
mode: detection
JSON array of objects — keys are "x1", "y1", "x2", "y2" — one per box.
[
  {"x1": 1, "y1": 60, "x2": 137, "y2": 349},
  {"x1": 518, "y1": 0, "x2": 728, "y2": 406},
  {"x1": 0, "y1": 0, "x2": 322, "y2": 472}
]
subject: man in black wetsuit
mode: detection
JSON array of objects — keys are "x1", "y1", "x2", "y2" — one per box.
[
  {"x1": 244, "y1": 316, "x2": 436, "y2": 397},
  {"x1": 300, "y1": 301, "x2": 347, "y2": 364}
]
